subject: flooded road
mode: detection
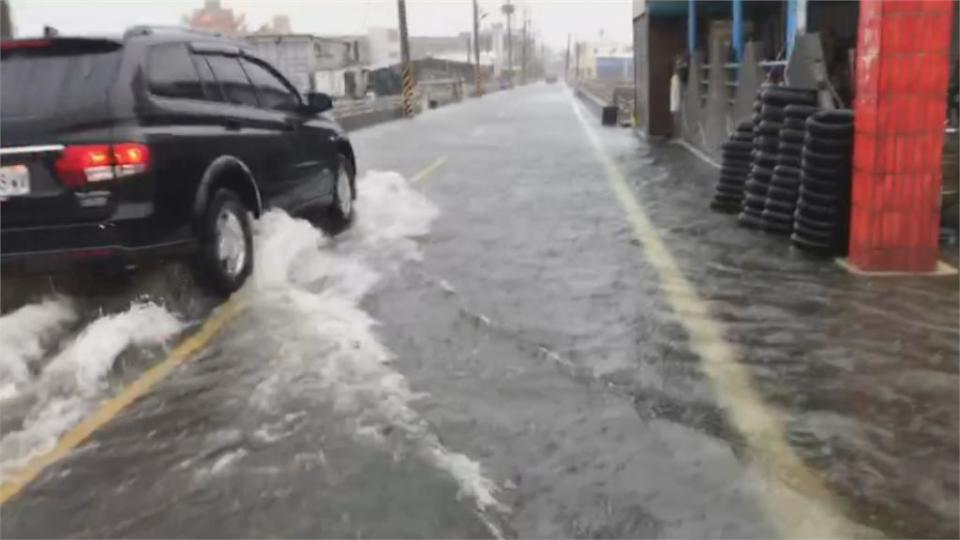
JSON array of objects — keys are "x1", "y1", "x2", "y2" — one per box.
[{"x1": 1, "y1": 84, "x2": 957, "y2": 538}]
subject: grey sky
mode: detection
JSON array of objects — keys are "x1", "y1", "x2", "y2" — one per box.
[{"x1": 8, "y1": 0, "x2": 632, "y2": 49}]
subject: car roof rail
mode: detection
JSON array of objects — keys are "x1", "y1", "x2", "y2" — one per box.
[{"x1": 123, "y1": 25, "x2": 223, "y2": 40}]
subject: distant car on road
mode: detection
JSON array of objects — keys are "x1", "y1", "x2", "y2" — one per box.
[
  {"x1": 545, "y1": 75, "x2": 558, "y2": 84},
  {"x1": 0, "y1": 27, "x2": 357, "y2": 294}
]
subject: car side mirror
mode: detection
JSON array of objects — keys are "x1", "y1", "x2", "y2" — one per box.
[{"x1": 305, "y1": 92, "x2": 333, "y2": 114}]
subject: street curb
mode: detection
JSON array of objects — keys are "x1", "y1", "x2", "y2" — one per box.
[
  {"x1": 337, "y1": 106, "x2": 405, "y2": 132},
  {"x1": 575, "y1": 86, "x2": 609, "y2": 117}
]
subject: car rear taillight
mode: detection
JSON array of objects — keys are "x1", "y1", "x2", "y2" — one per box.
[
  {"x1": 0, "y1": 39, "x2": 52, "y2": 51},
  {"x1": 54, "y1": 143, "x2": 150, "y2": 188}
]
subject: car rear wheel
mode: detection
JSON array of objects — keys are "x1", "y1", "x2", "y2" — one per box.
[
  {"x1": 323, "y1": 154, "x2": 356, "y2": 234},
  {"x1": 197, "y1": 189, "x2": 253, "y2": 295}
]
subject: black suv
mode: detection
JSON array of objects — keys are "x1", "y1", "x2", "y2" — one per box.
[{"x1": 0, "y1": 27, "x2": 357, "y2": 293}]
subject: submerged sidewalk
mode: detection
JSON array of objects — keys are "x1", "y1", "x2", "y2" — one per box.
[{"x1": 617, "y1": 133, "x2": 959, "y2": 538}]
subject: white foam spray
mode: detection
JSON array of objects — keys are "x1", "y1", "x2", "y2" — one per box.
[
  {"x1": 0, "y1": 302, "x2": 183, "y2": 480},
  {"x1": 243, "y1": 171, "x2": 505, "y2": 528},
  {"x1": 0, "y1": 297, "x2": 77, "y2": 400}
]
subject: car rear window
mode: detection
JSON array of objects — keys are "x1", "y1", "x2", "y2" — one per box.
[
  {"x1": 204, "y1": 54, "x2": 258, "y2": 107},
  {"x1": 1, "y1": 40, "x2": 121, "y2": 120},
  {"x1": 147, "y1": 43, "x2": 204, "y2": 100},
  {"x1": 241, "y1": 58, "x2": 300, "y2": 111}
]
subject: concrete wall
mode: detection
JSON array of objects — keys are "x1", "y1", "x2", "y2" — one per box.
[
  {"x1": 675, "y1": 41, "x2": 764, "y2": 161},
  {"x1": 633, "y1": 14, "x2": 686, "y2": 138},
  {"x1": 633, "y1": 15, "x2": 649, "y2": 133},
  {"x1": 336, "y1": 106, "x2": 405, "y2": 132}
]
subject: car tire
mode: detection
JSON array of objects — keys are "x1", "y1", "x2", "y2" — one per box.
[
  {"x1": 784, "y1": 104, "x2": 820, "y2": 119},
  {"x1": 710, "y1": 199, "x2": 742, "y2": 214},
  {"x1": 778, "y1": 154, "x2": 802, "y2": 168},
  {"x1": 760, "y1": 107, "x2": 786, "y2": 122},
  {"x1": 767, "y1": 186, "x2": 798, "y2": 203},
  {"x1": 756, "y1": 121, "x2": 784, "y2": 135},
  {"x1": 770, "y1": 174, "x2": 800, "y2": 189},
  {"x1": 321, "y1": 153, "x2": 357, "y2": 235},
  {"x1": 803, "y1": 148, "x2": 849, "y2": 168},
  {"x1": 784, "y1": 118, "x2": 806, "y2": 130},
  {"x1": 738, "y1": 211, "x2": 764, "y2": 229},
  {"x1": 715, "y1": 183, "x2": 744, "y2": 196},
  {"x1": 806, "y1": 119, "x2": 853, "y2": 138},
  {"x1": 197, "y1": 189, "x2": 254, "y2": 295},
  {"x1": 780, "y1": 128, "x2": 806, "y2": 144},
  {"x1": 761, "y1": 86, "x2": 818, "y2": 106},
  {"x1": 723, "y1": 140, "x2": 753, "y2": 152},
  {"x1": 791, "y1": 232, "x2": 835, "y2": 253}
]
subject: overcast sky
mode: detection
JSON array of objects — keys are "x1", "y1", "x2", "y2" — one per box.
[{"x1": 8, "y1": 0, "x2": 632, "y2": 49}]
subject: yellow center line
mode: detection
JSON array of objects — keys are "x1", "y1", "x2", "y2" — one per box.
[
  {"x1": 411, "y1": 155, "x2": 448, "y2": 183},
  {"x1": 569, "y1": 96, "x2": 857, "y2": 538},
  {"x1": 0, "y1": 156, "x2": 454, "y2": 505},
  {"x1": 0, "y1": 294, "x2": 247, "y2": 505}
]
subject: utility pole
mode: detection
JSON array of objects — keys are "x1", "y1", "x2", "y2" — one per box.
[
  {"x1": 540, "y1": 43, "x2": 544, "y2": 79},
  {"x1": 473, "y1": 0, "x2": 483, "y2": 96},
  {"x1": 574, "y1": 41, "x2": 580, "y2": 81},
  {"x1": 397, "y1": 0, "x2": 416, "y2": 117},
  {"x1": 565, "y1": 33, "x2": 570, "y2": 81},
  {"x1": 502, "y1": 1, "x2": 514, "y2": 84},
  {"x1": 521, "y1": 11, "x2": 527, "y2": 84},
  {"x1": 0, "y1": 0, "x2": 13, "y2": 39}
]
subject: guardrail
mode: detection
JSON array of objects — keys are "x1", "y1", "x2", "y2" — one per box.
[
  {"x1": 333, "y1": 96, "x2": 404, "y2": 118},
  {"x1": 330, "y1": 78, "x2": 467, "y2": 131},
  {"x1": 577, "y1": 79, "x2": 635, "y2": 126}
]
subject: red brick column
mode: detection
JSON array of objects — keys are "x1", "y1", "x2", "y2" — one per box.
[{"x1": 849, "y1": 0, "x2": 954, "y2": 272}]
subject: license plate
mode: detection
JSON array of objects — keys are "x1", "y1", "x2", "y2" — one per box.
[{"x1": 0, "y1": 164, "x2": 30, "y2": 198}]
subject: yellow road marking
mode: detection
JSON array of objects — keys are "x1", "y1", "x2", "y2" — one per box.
[
  {"x1": 1, "y1": 156, "x2": 449, "y2": 505},
  {"x1": 411, "y1": 156, "x2": 448, "y2": 183},
  {"x1": 0, "y1": 295, "x2": 247, "y2": 505},
  {"x1": 569, "y1": 96, "x2": 857, "y2": 538}
]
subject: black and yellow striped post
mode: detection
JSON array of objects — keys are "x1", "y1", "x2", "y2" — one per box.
[
  {"x1": 401, "y1": 62, "x2": 417, "y2": 117},
  {"x1": 397, "y1": 0, "x2": 417, "y2": 118}
]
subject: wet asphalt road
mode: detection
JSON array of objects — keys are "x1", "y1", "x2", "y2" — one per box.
[{"x1": 1, "y1": 84, "x2": 958, "y2": 538}]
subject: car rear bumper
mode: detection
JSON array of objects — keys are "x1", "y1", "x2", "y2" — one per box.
[{"x1": 1, "y1": 220, "x2": 195, "y2": 273}]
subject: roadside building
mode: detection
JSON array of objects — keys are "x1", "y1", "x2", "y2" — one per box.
[
  {"x1": 254, "y1": 14, "x2": 291, "y2": 35},
  {"x1": 595, "y1": 53, "x2": 633, "y2": 82},
  {"x1": 245, "y1": 34, "x2": 367, "y2": 98},
  {"x1": 632, "y1": 0, "x2": 864, "y2": 142},
  {"x1": 366, "y1": 27, "x2": 401, "y2": 67},
  {"x1": 576, "y1": 40, "x2": 629, "y2": 80},
  {"x1": 183, "y1": 0, "x2": 246, "y2": 37},
  {"x1": 632, "y1": 0, "x2": 959, "y2": 273}
]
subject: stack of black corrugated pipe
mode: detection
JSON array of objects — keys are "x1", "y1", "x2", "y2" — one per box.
[
  {"x1": 710, "y1": 120, "x2": 755, "y2": 213},
  {"x1": 761, "y1": 104, "x2": 820, "y2": 234},
  {"x1": 792, "y1": 110, "x2": 855, "y2": 253},
  {"x1": 738, "y1": 97, "x2": 767, "y2": 228},
  {"x1": 739, "y1": 86, "x2": 817, "y2": 229}
]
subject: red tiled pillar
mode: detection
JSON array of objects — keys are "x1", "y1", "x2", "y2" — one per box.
[{"x1": 849, "y1": 0, "x2": 953, "y2": 272}]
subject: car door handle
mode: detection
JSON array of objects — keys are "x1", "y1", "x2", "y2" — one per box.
[
  {"x1": 282, "y1": 118, "x2": 298, "y2": 131},
  {"x1": 225, "y1": 119, "x2": 241, "y2": 131}
]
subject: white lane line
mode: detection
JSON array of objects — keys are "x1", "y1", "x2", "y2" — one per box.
[
  {"x1": 569, "y1": 95, "x2": 861, "y2": 539},
  {"x1": 671, "y1": 138, "x2": 722, "y2": 169}
]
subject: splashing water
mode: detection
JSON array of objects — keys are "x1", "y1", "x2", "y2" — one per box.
[
  {"x1": 0, "y1": 297, "x2": 77, "y2": 400},
  {"x1": 0, "y1": 302, "x2": 184, "y2": 480},
  {"x1": 242, "y1": 171, "x2": 506, "y2": 521},
  {"x1": 0, "y1": 171, "x2": 503, "y2": 529}
]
